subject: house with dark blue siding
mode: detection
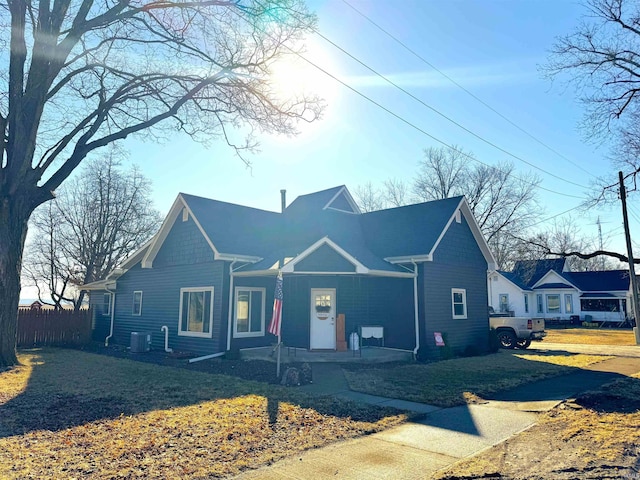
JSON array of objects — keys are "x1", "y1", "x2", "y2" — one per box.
[{"x1": 84, "y1": 186, "x2": 496, "y2": 360}]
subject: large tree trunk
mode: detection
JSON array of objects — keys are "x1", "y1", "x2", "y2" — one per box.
[{"x1": 0, "y1": 196, "x2": 31, "y2": 367}]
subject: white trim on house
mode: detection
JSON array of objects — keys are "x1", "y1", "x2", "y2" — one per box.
[
  {"x1": 488, "y1": 270, "x2": 529, "y2": 292},
  {"x1": 142, "y1": 195, "x2": 217, "y2": 268},
  {"x1": 384, "y1": 254, "x2": 432, "y2": 264},
  {"x1": 531, "y1": 270, "x2": 579, "y2": 290},
  {"x1": 280, "y1": 236, "x2": 369, "y2": 274},
  {"x1": 431, "y1": 198, "x2": 496, "y2": 271},
  {"x1": 452, "y1": 288, "x2": 467, "y2": 319},
  {"x1": 233, "y1": 287, "x2": 266, "y2": 338},
  {"x1": 322, "y1": 186, "x2": 362, "y2": 214},
  {"x1": 132, "y1": 291, "x2": 143, "y2": 316},
  {"x1": 178, "y1": 286, "x2": 215, "y2": 338},
  {"x1": 140, "y1": 194, "x2": 262, "y2": 268},
  {"x1": 102, "y1": 292, "x2": 112, "y2": 316}
]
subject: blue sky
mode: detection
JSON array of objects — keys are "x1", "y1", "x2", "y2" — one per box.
[
  {"x1": 21, "y1": 0, "x2": 634, "y2": 300},
  {"x1": 134, "y1": 0, "x2": 628, "y2": 247}
]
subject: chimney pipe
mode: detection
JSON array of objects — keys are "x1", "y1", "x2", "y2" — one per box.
[{"x1": 280, "y1": 189, "x2": 286, "y2": 212}]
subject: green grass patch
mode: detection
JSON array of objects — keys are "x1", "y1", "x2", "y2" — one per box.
[
  {"x1": 0, "y1": 348, "x2": 408, "y2": 478},
  {"x1": 342, "y1": 350, "x2": 608, "y2": 407}
]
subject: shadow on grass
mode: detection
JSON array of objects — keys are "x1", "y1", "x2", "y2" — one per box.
[
  {"x1": 342, "y1": 349, "x2": 640, "y2": 436},
  {"x1": 0, "y1": 347, "x2": 405, "y2": 439}
]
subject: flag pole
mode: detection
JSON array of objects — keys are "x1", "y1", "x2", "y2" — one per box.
[
  {"x1": 268, "y1": 271, "x2": 284, "y2": 379},
  {"x1": 276, "y1": 329, "x2": 281, "y2": 378}
]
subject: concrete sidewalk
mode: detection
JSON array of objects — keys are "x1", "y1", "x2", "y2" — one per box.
[{"x1": 234, "y1": 356, "x2": 640, "y2": 480}]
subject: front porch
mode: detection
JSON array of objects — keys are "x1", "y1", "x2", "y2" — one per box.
[{"x1": 240, "y1": 345, "x2": 414, "y2": 363}]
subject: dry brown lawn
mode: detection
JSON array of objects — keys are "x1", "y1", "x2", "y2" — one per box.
[
  {"x1": 342, "y1": 350, "x2": 607, "y2": 407},
  {"x1": 435, "y1": 372, "x2": 640, "y2": 479},
  {"x1": 0, "y1": 348, "x2": 408, "y2": 479},
  {"x1": 545, "y1": 327, "x2": 636, "y2": 345}
]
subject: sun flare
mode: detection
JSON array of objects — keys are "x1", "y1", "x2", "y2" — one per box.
[{"x1": 268, "y1": 39, "x2": 338, "y2": 112}]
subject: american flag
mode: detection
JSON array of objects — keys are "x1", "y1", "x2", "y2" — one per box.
[{"x1": 268, "y1": 273, "x2": 283, "y2": 337}]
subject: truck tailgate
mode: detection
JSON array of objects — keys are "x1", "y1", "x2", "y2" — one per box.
[{"x1": 531, "y1": 318, "x2": 545, "y2": 332}]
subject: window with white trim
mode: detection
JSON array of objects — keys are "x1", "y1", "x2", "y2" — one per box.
[
  {"x1": 132, "y1": 291, "x2": 143, "y2": 316},
  {"x1": 564, "y1": 294, "x2": 573, "y2": 314},
  {"x1": 451, "y1": 288, "x2": 467, "y2": 319},
  {"x1": 524, "y1": 294, "x2": 529, "y2": 313},
  {"x1": 234, "y1": 287, "x2": 265, "y2": 337},
  {"x1": 498, "y1": 294, "x2": 509, "y2": 312},
  {"x1": 546, "y1": 294, "x2": 560, "y2": 313},
  {"x1": 103, "y1": 293, "x2": 112, "y2": 316},
  {"x1": 536, "y1": 294, "x2": 543, "y2": 314},
  {"x1": 178, "y1": 287, "x2": 214, "y2": 337}
]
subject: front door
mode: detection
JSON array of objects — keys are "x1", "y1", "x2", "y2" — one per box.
[{"x1": 310, "y1": 288, "x2": 336, "y2": 350}]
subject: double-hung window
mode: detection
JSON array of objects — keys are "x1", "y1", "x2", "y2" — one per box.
[
  {"x1": 451, "y1": 288, "x2": 467, "y2": 319},
  {"x1": 103, "y1": 293, "x2": 112, "y2": 316},
  {"x1": 498, "y1": 294, "x2": 509, "y2": 313},
  {"x1": 234, "y1": 287, "x2": 266, "y2": 337},
  {"x1": 132, "y1": 291, "x2": 143, "y2": 316},
  {"x1": 564, "y1": 294, "x2": 573, "y2": 314},
  {"x1": 536, "y1": 294, "x2": 543, "y2": 314},
  {"x1": 546, "y1": 294, "x2": 561, "y2": 314},
  {"x1": 178, "y1": 287, "x2": 214, "y2": 337}
]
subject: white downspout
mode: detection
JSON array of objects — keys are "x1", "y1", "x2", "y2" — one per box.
[
  {"x1": 226, "y1": 260, "x2": 238, "y2": 351},
  {"x1": 161, "y1": 325, "x2": 173, "y2": 353},
  {"x1": 412, "y1": 260, "x2": 420, "y2": 357},
  {"x1": 104, "y1": 287, "x2": 116, "y2": 346}
]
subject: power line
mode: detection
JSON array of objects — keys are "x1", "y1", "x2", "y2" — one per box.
[
  {"x1": 306, "y1": 14, "x2": 589, "y2": 189},
  {"x1": 527, "y1": 205, "x2": 585, "y2": 228},
  {"x1": 291, "y1": 52, "x2": 586, "y2": 199},
  {"x1": 233, "y1": 2, "x2": 587, "y2": 200},
  {"x1": 340, "y1": 0, "x2": 597, "y2": 179}
]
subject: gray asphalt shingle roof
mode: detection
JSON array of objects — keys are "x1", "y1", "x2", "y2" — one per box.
[{"x1": 180, "y1": 187, "x2": 463, "y2": 272}]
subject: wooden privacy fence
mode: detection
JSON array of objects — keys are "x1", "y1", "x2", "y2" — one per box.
[{"x1": 17, "y1": 309, "x2": 93, "y2": 347}]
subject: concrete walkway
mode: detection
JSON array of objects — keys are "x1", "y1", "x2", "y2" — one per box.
[{"x1": 235, "y1": 355, "x2": 640, "y2": 480}]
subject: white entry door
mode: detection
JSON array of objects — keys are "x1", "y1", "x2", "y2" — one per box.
[{"x1": 310, "y1": 288, "x2": 336, "y2": 350}]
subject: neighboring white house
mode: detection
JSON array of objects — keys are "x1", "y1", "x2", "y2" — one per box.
[{"x1": 488, "y1": 259, "x2": 631, "y2": 324}]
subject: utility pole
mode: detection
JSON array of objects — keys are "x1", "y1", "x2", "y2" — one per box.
[
  {"x1": 597, "y1": 216, "x2": 605, "y2": 270},
  {"x1": 619, "y1": 171, "x2": 640, "y2": 345}
]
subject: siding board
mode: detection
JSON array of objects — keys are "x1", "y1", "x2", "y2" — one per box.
[{"x1": 421, "y1": 215, "x2": 489, "y2": 359}]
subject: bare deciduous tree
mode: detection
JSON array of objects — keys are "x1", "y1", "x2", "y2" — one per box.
[
  {"x1": 413, "y1": 147, "x2": 540, "y2": 267},
  {"x1": 24, "y1": 155, "x2": 162, "y2": 311},
  {"x1": 544, "y1": 0, "x2": 640, "y2": 199},
  {"x1": 353, "y1": 182, "x2": 386, "y2": 213},
  {"x1": 413, "y1": 146, "x2": 468, "y2": 201},
  {"x1": 0, "y1": 0, "x2": 322, "y2": 366},
  {"x1": 518, "y1": 218, "x2": 624, "y2": 270}
]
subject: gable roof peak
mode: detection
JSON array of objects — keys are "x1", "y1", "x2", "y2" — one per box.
[{"x1": 284, "y1": 185, "x2": 361, "y2": 215}]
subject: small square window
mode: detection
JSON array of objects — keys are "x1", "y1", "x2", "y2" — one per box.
[
  {"x1": 452, "y1": 288, "x2": 467, "y2": 319},
  {"x1": 133, "y1": 291, "x2": 143, "y2": 316}
]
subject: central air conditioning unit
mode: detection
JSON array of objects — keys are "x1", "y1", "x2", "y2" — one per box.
[{"x1": 130, "y1": 331, "x2": 151, "y2": 353}]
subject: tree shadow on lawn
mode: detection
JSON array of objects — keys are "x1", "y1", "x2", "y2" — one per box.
[
  {"x1": 343, "y1": 349, "x2": 640, "y2": 436},
  {"x1": 0, "y1": 348, "x2": 405, "y2": 439},
  {"x1": 482, "y1": 349, "x2": 640, "y2": 407}
]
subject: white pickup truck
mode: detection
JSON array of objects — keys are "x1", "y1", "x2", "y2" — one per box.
[{"x1": 489, "y1": 307, "x2": 546, "y2": 349}]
